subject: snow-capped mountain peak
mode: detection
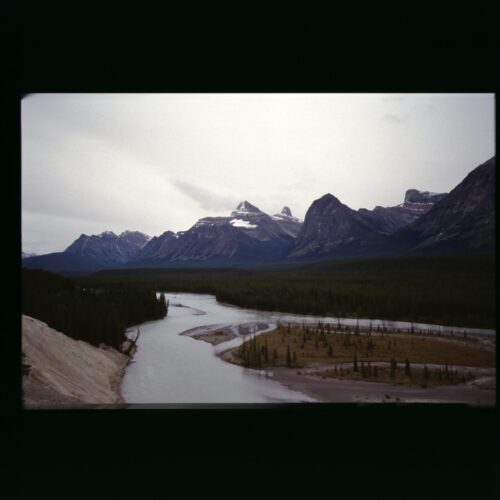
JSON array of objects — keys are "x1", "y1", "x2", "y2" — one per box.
[
  {"x1": 272, "y1": 206, "x2": 302, "y2": 223},
  {"x1": 231, "y1": 201, "x2": 262, "y2": 216},
  {"x1": 64, "y1": 229, "x2": 151, "y2": 263},
  {"x1": 99, "y1": 230, "x2": 117, "y2": 238},
  {"x1": 404, "y1": 189, "x2": 447, "y2": 205},
  {"x1": 119, "y1": 230, "x2": 152, "y2": 244}
]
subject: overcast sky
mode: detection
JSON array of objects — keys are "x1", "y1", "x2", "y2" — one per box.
[{"x1": 22, "y1": 93, "x2": 495, "y2": 254}]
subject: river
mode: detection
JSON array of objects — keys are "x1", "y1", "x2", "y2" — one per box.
[{"x1": 120, "y1": 292, "x2": 495, "y2": 404}]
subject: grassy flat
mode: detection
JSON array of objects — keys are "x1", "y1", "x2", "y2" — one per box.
[{"x1": 234, "y1": 323, "x2": 495, "y2": 386}]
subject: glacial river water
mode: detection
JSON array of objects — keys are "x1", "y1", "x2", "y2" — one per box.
[{"x1": 120, "y1": 293, "x2": 495, "y2": 404}]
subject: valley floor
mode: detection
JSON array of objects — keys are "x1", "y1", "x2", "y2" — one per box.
[{"x1": 193, "y1": 322, "x2": 496, "y2": 405}]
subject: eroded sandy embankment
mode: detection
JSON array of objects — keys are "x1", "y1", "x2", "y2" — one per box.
[{"x1": 22, "y1": 315, "x2": 130, "y2": 408}]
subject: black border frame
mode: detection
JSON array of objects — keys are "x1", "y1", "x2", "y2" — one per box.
[{"x1": 7, "y1": 4, "x2": 498, "y2": 495}]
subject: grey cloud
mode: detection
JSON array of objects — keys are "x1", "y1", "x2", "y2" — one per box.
[
  {"x1": 382, "y1": 113, "x2": 409, "y2": 125},
  {"x1": 170, "y1": 178, "x2": 239, "y2": 213},
  {"x1": 22, "y1": 94, "x2": 495, "y2": 254}
]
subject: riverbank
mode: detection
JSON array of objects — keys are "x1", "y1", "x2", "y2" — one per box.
[
  {"x1": 221, "y1": 347, "x2": 496, "y2": 405},
  {"x1": 189, "y1": 321, "x2": 496, "y2": 405},
  {"x1": 269, "y1": 366, "x2": 496, "y2": 404},
  {"x1": 22, "y1": 315, "x2": 130, "y2": 408}
]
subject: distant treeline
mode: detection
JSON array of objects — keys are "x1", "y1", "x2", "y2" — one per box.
[
  {"x1": 22, "y1": 268, "x2": 169, "y2": 349},
  {"x1": 76, "y1": 254, "x2": 496, "y2": 329}
]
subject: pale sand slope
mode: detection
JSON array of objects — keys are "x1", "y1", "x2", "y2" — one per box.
[{"x1": 22, "y1": 315, "x2": 128, "y2": 408}]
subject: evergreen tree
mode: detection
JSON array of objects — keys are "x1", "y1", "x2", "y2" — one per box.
[
  {"x1": 405, "y1": 359, "x2": 411, "y2": 376},
  {"x1": 286, "y1": 344, "x2": 292, "y2": 367},
  {"x1": 353, "y1": 352, "x2": 359, "y2": 372},
  {"x1": 390, "y1": 358, "x2": 397, "y2": 379}
]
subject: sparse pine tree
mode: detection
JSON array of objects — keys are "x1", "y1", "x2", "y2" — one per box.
[
  {"x1": 390, "y1": 358, "x2": 397, "y2": 379},
  {"x1": 286, "y1": 344, "x2": 291, "y2": 367},
  {"x1": 353, "y1": 352, "x2": 359, "y2": 372},
  {"x1": 405, "y1": 359, "x2": 411, "y2": 376},
  {"x1": 367, "y1": 339, "x2": 374, "y2": 353},
  {"x1": 423, "y1": 365, "x2": 429, "y2": 380},
  {"x1": 327, "y1": 344, "x2": 333, "y2": 357}
]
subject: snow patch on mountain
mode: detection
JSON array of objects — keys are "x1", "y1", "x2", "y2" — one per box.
[{"x1": 230, "y1": 219, "x2": 258, "y2": 229}]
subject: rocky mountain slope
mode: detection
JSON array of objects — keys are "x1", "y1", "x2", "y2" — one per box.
[
  {"x1": 393, "y1": 157, "x2": 495, "y2": 253},
  {"x1": 23, "y1": 230, "x2": 151, "y2": 273},
  {"x1": 289, "y1": 193, "x2": 396, "y2": 260},
  {"x1": 132, "y1": 201, "x2": 302, "y2": 266},
  {"x1": 357, "y1": 189, "x2": 447, "y2": 235},
  {"x1": 65, "y1": 230, "x2": 151, "y2": 264}
]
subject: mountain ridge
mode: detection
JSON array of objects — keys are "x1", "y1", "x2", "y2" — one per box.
[{"x1": 22, "y1": 157, "x2": 495, "y2": 273}]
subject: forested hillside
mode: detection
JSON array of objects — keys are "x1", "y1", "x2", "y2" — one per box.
[
  {"x1": 77, "y1": 254, "x2": 495, "y2": 329},
  {"x1": 22, "y1": 269, "x2": 169, "y2": 349}
]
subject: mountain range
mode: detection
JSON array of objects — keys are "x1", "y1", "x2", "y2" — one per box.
[{"x1": 22, "y1": 157, "x2": 495, "y2": 273}]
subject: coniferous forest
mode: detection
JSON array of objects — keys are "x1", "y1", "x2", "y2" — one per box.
[
  {"x1": 76, "y1": 254, "x2": 495, "y2": 330},
  {"x1": 22, "y1": 268, "x2": 169, "y2": 349}
]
